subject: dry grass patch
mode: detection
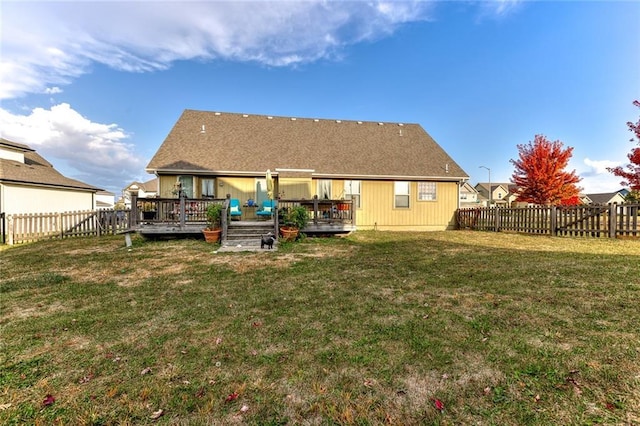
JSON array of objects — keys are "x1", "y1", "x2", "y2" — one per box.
[{"x1": 1, "y1": 232, "x2": 638, "y2": 424}]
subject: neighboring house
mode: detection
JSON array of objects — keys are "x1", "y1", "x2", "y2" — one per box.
[
  {"x1": 474, "y1": 183, "x2": 512, "y2": 206},
  {"x1": 459, "y1": 181, "x2": 480, "y2": 207},
  {"x1": 0, "y1": 138, "x2": 101, "y2": 215},
  {"x1": 121, "y1": 178, "x2": 158, "y2": 208},
  {"x1": 145, "y1": 110, "x2": 469, "y2": 231},
  {"x1": 96, "y1": 190, "x2": 115, "y2": 209},
  {"x1": 585, "y1": 191, "x2": 627, "y2": 205}
]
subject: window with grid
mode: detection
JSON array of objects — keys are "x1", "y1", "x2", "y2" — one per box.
[{"x1": 418, "y1": 182, "x2": 436, "y2": 201}]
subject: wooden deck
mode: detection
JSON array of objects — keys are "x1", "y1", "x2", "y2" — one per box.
[{"x1": 131, "y1": 195, "x2": 356, "y2": 240}]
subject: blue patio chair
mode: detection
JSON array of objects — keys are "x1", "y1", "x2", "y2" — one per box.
[
  {"x1": 256, "y1": 199, "x2": 276, "y2": 219},
  {"x1": 229, "y1": 198, "x2": 242, "y2": 220}
]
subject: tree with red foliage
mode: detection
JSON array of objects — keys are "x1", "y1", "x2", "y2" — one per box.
[
  {"x1": 608, "y1": 100, "x2": 640, "y2": 193},
  {"x1": 510, "y1": 135, "x2": 582, "y2": 205}
]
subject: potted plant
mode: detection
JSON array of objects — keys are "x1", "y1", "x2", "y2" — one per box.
[
  {"x1": 203, "y1": 203, "x2": 223, "y2": 243},
  {"x1": 279, "y1": 205, "x2": 309, "y2": 241}
]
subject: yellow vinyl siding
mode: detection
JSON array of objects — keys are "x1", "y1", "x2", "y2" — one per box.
[{"x1": 356, "y1": 180, "x2": 459, "y2": 231}]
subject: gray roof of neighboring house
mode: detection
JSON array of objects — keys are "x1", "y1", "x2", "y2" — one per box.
[
  {"x1": 147, "y1": 110, "x2": 469, "y2": 181},
  {"x1": 585, "y1": 192, "x2": 625, "y2": 204},
  {"x1": 0, "y1": 139, "x2": 101, "y2": 191}
]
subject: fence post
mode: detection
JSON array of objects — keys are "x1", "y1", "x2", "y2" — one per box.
[
  {"x1": 7, "y1": 215, "x2": 14, "y2": 245},
  {"x1": 494, "y1": 207, "x2": 500, "y2": 232},
  {"x1": 550, "y1": 206, "x2": 557, "y2": 236},
  {"x1": 608, "y1": 204, "x2": 617, "y2": 239}
]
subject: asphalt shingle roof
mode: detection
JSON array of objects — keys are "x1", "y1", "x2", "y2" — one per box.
[
  {"x1": 147, "y1": 110, "x2": 469, "y2": 180},
  {"x1": 0, "y1": 138, "x2": 101, "y2": 191}
]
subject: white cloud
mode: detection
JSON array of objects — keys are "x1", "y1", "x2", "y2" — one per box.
[
  {"x1": 577, "y1": 157, "x2": 626, "y2": 194},
  {"x1": 0, "y1": 103, "x2": 146, "y2": 192},
  {"x1": 0, "y1": 1, "x2": 435, "y2": 99},
  {"x1": 44, "y1": 87, "x2": 63, "y2": 95}
]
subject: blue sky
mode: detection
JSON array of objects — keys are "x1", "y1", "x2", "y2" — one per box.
[{"x1": 1, "y1": 1, "x2": 639, "y2": 198}]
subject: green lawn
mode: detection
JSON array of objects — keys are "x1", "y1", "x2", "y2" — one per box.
[{"x1": 1, "y1": 231, "x2": 639, "y2": 425}]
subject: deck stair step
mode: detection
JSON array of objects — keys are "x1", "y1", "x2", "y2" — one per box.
[{"x1": 225, "y1": 221, "x2": 276, "y2": 241}]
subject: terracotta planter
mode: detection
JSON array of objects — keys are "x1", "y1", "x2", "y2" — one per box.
[
  {"x1": 279, "y1": 226, "x2": 299, "y2": 242},
  {"x1": 202, "y1": 228, "x2": 222, "y2": 243}
]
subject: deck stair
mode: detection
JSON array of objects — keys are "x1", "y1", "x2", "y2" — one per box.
[{"x1": 219, "y1": 221, "x2": 277, "y2": 251}]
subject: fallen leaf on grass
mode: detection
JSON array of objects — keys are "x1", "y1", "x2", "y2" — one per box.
[
  {"x1": 605, "y1": 402, "x2": 615, "y2": 411},
  {"x1": 150, "y1": 409, "x2": 164, "y2": 419},
  {"x1": 79, "y1": 374, "x2": 94, "y2": 384},
  {"x1": 196, "y1": 387, "x2": 206, "y2": 398},
  {"x1": 225, "y1": 392, "x2": 239, "y2": 402},
  {"x1": 215, "y1": 337, "x2": 223, "y2": 345},
  {"x1": 141, "y1": 367, "x2": 152, "y2": 375},
  {"x1": 240, "y1": 404, "x2": 249, "y2": 413},
  {"x1": 42, "y1": 394, "x2": 55, "y2": 406},
  {"x1": 432, "y1": 398, "x2": 444, "y2": 411},
  {"x1": 252, "y1": 321, "x2": 262, "y2": 327},
  {"x1": 0, "y1": 403, "x2": 12, "y2": 410}
]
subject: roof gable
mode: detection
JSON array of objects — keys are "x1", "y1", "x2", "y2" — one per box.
[{"x1": 147, "y1": 110, "x2": 468, "y2": 180}]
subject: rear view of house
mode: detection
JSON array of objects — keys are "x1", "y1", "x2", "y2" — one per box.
[{"x1": 146, "y1": 110, "x2": 469, "y2": 231}]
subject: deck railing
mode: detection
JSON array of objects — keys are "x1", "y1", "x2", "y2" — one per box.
[{"x1": 275, "y1": 196, "x2": 355, "y2": 227}]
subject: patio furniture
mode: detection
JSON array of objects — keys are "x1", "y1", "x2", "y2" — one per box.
[
  {"x1": 256, "y1": 200, "x2": 276, "y2": 219},
  {"x1": 230, "y1": 198, "x2": 242, "y2": 220}
]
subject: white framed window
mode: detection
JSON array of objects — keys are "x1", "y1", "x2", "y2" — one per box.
[
  {"x1": 318, "y1": 180, "x2": 332, "y2": 199},
  {"x1": 394, "y1": 181, "x2": 410, "y2": 208},
  {"x1": 344, "y1": 180, "x2": 361, "y2": 208},
  {"x1": 418, "y1": 182, "x2": 437, "y2": 201},
  {"x1": 201, "y1": 179, "x2": 215, "y2": 198}
]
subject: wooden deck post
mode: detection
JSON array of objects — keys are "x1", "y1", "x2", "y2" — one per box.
[
  {"x1": 130, "y1": 192, "x2": 139, "y2": 227},
  {"x1": 179, "y1": 192, "x2": 186, "y2": 227},
  {"x1": 312, "y1": 195, "x2": 319, "y2": 225}
]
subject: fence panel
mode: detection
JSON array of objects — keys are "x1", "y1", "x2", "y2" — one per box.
[
  {"x1": 457, "y1": 204, "x2": 640, "y2": 239},
  {"x1": 7, "y1": 209, "x2": 131, "y2": 245}
]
